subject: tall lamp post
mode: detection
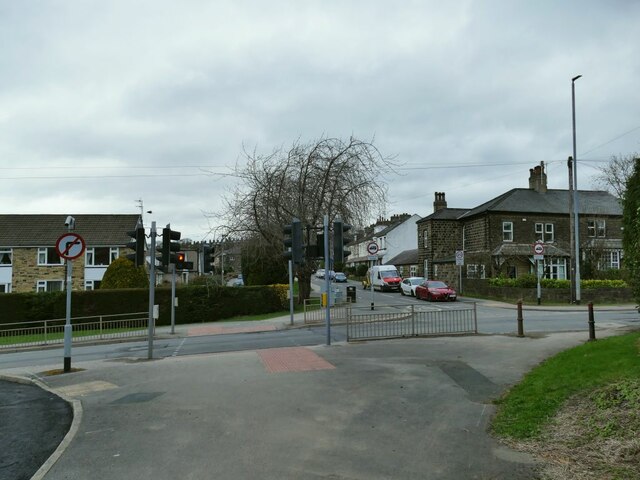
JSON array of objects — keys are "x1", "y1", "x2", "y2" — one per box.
[{"x1": 572, "y1": 74, "x2": 582, "y2": 304}]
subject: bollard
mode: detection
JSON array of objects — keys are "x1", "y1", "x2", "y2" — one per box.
[
  {"x1": 588, "y1": 302, "x2": 596, "y2": 341},
  {"x1": 517, "y1": 300, "x2": 524, "y2": 337}
]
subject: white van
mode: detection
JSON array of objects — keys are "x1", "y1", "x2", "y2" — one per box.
[{"x1": 362, "y1": 265, "x2": 402, "y2": 292}]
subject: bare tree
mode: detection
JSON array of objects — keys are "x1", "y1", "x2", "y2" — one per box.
[
  {"x1": 216, "y1": 136, "x2": 395, "y2": 302},
  {"x1": 592, "y1": 153, "x2": 639, "y2": 199}
]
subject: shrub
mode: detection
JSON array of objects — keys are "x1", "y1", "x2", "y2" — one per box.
[{"x1": 100, "y1": 257, "x2": 148, "y2": 289}]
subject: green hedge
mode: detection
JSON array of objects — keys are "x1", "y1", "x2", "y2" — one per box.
[{"x1": 0, "y1": 284, "x2": 289, "y2": 326}]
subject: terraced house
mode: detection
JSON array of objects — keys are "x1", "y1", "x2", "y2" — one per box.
[
  {"x1": 418, "y1": 163, "x2": 623, "y2": 289},
  {"x1": 0, "y1": 214, "x2": 141, "y2": 293}
]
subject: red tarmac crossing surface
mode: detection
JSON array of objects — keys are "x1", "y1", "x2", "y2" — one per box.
[
  {"x1": 187, "y1": 324, "x2": 277, "y2": 336},
  {"x1": 258, "y1": 347, "x2": 336, "y2": 373}
]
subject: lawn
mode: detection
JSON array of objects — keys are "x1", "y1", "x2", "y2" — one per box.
[{"x1": 492, "y1": 331, "x2": 640, "y2": 479}]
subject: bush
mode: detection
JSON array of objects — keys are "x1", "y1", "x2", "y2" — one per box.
[{"x1": 100, "y1": 257, "x2": 148, "y2": 289}]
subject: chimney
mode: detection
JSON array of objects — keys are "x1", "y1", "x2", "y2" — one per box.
[
  {"x1": 528, "y1": 161, "x2": 547, "y2": 193},
  {"x1": 433, "y1": 192, "x2": 447, "y2": 212}
]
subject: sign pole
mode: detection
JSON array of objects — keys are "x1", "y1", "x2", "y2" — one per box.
[
  {"x1": 63, "y1": 257, "x2": 73, "y2": 372},
  {"x1": 56, "y1": 230, "x2": 86, "y2": 373},
  {"x1": 170, "y1": 263, "x2": 176, "y2": 334}
]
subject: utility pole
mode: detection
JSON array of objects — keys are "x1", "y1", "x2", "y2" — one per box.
[{"x1": 572, "y1": 75, "x2": 582, "y2": 304}]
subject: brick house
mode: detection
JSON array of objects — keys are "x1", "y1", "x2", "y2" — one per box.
[
  {"x1": 0, "y1": 214, "x2": 141, "y2": 293},
  {"x1": 417, "y1": 163, "x2": 623, "y2": 289}
]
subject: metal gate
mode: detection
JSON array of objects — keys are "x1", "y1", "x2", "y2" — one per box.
[{"x1": 346, "y1": 303, "x2": 477, "y2": 341}]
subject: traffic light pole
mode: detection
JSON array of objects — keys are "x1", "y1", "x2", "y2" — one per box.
[
  {"x1": 171, "y1": 263, "x2": 176, "y2": 334},
  {"x1": 324, "y1": 215, "x2": 331, "y2": 346},
  {"x1": 288, "y1": 259, "x2": 294, "y2": 326},
  {"x1": 148, "y1": 221, "x2": 156, "y2": 360}
]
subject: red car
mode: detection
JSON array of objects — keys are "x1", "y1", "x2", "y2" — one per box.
[{"x1": 415, "y1": 280, "x2": 457, "y2": 301}]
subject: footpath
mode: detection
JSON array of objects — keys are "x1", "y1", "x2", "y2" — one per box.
[{"x1": 1, "y1": 297, "x2": 637, "y2": 480}]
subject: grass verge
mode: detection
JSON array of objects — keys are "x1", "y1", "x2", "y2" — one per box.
[{"x1": 492, "y1": 331, "x2": 640, "y2": 479}]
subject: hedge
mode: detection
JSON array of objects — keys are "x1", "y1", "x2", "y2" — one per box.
[
  {"x1": 0, "y1": 284, "x2": 289, "y2": 326},
  {"x1": 488, "y1": 276, "x2": 628, "y2": 290}
]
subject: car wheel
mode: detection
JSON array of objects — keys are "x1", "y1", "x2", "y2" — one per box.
[
  {"x1": 400, "y1": 288, "x2": 405, "y2": 296},
  {"x1": 411, "y1": 289, "x2": 415, "y2": 297},
  {"x1": 426, "y1": 293, "x2": 432, "y2": 302}
]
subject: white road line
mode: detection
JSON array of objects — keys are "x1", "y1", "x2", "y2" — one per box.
[{"x1": 172, "y1": 338, "x2": 187, "y2": 357}]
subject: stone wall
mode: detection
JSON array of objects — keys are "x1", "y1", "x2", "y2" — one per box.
[
  {"x1": 462, "y1": 278, "x2": 634, "y2": 304},
  {"x1": 12, "y1": 248, "x2": 86, "y2": 293}
]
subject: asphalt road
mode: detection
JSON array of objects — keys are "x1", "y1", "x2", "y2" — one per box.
[{"x1": 6, "y1": 330, "x2": 623, "y2": 480}]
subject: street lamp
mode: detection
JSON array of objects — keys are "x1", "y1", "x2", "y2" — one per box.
[{"x1": 572, "y1": 74, "x2": 582, "y2": 304}]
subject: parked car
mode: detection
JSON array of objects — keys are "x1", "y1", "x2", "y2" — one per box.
[
  {"x1": 315, "y1": 269, "x2": 326, "y2": 279},
  {"x1": 362, "y1": 265, "x2": 402, "y2": 291},
  {"x1": 400, "y1": 277, "x2": 425, "y2": 296},
  {"x1": 334, "y1": 272, "x2": 348, "y2": 283},
  {"x1": 415, "y1": 280, "x2": 457, "y2": 301}
]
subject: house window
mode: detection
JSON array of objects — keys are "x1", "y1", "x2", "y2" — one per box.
[
  {"x1": 86, "y1": 247, "x2": 119, "y2": 266},
  {"x1": 0, "y1": 284, "x2": 10, "y2": 293},
  {"x1": 543, "y1": 257, "x2": 567, "y2": 279},
  {"x1": 423, "y1": 230, "x2": 428, "y2": 248},
  {"x1": 38, "y1": 247, "x2": 63, "y2": 266},
  {"x1": 36, "y1": 280, "x2": 64, "y2": 292},
  {"x1": 503, "y1": 222, "x2": 513, "y2": 242},
  {"x1": 84, "y1": 280, "x2": 102, "y2": 290},
  {"x1": 467, "y1": 264, "x2": 486, "y2": 279},
  {"x1": 587, "y1": 219, "x2": 606, "y2": 237},
  {"x1": 423, "y1": 259, "x2": 429, "y2": 278},
  {"x1": 462, "y1": 225, "x2": 466, "y2": 250},
  {"x1": 535, "y1": 223, "x2": 554, "y2": 242},
  {"x1": 600, "y1": 250, "x2": 621, "y2": 270},
  {"x1": 410, "y1": 265, "x2": 417, "y2": 276},
  {"x1": 0, "y1": 249, "x2": 12, "y2": 265}
]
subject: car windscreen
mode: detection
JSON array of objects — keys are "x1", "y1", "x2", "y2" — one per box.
[
  {"x1": 381, "y1": 270, "x2": 399, "y2": 278},
  {"x1": 410, "y1": 278, "x2": 424, "y2": 285},
  {"x1": 428, "y1": 281, "x2": 448, "y2": 288}
]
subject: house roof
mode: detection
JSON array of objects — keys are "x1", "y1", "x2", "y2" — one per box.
[
  {"x1": 491, "y1": 243, "x2": 571, "y2": 257},
  {"x1": 459, "y1": 188, "x2": 621, "y2": 219},
  {"x1": 417, "y1": 208, "x2": 469, "y2": 223},
  {"x1": 0, "y1": 214, "x2": 142, "y2": 247},
  {"x1": 385, "y1": 248, "x2": 419, "y2": 266},
  {"x1": 351, "y1": 214, "x2": 421, "y2": 245}
]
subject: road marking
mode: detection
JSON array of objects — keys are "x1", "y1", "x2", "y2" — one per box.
[
  {"x1": 172, "y1": 337, "x2": 186, "y2": 356},
  {"x1": 258, "y1": 347, "x2": 335, "y2": 373}
]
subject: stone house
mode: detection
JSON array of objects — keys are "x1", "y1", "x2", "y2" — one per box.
[
  {"x1": 417, "y1": 163, "x2": 623, "y2": 289},
  {"x1": 0, "y1": 214, "x2": 141, "y2": 293}
]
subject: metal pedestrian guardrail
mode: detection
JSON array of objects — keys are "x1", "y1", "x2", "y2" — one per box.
[
  {"x1": 346, "y1": 303, "x2": 477, "y2": 341},
  {"x1": 0, "y1": 312, "x2": 149, "y2": 350},
  {"x1": 303, "y1": 297, "x2": 349, "y2": 324}
]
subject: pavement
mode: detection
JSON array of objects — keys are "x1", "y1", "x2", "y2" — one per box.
[{"x1": 1, "y1": 297, "x2": 638, "y2": 480}]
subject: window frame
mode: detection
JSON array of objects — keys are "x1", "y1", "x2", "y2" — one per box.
[
  {"x1": 502, "y1": 221, "x2": 513, "y2": 242},
  {"x1": 0, "y1": 249, "x2": 12, "y2": 265},
  {"x1": 36, "y1": 279, "x2": 64, "y2": 292},
  {"x1": 587, "y1": 219, "x2": 606, "y2": 238},
  {"x1": 37, "y1": 247, "x2": 64, "y2": 266}
]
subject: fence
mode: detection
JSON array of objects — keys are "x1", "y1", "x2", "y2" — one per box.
[
  {"x1": 0, "y1": 312, "x2": 149, "y2": 350},
  {"x1": 346, "y1": 303, "x2": 477, "y2": 341},
  {"x1": 303, "y1": 297, "x2": 349, "y2": 324}
]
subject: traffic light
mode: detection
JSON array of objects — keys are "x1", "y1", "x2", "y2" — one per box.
[
  {"x1": 176, "y1": 252, "x2": 186, "y2": 270},
  {"x1": 126, "y1": 227, "x2": 145, "y2": 267},
  {"x1": 283, "y1": 218, "x2": 304, "y2": 264},
  {"x1": 333, "y1": 218, "x2": 352, "y2": 265},
  {"x1": 203, "y1": 244, "x2": 215, "y2": 273},
  {"x1": 160, "y1": 225, "x2": 181, "y2": 269}
]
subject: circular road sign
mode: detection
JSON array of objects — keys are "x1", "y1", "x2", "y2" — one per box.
[
  {"x1": 533, "y1": 242, "x2": 545, "y2": 255},
  {"x1": 367, "y1": 242, "x2": 379, "y2": 255},
  {"x1": 56, "y1": 233, "x2": 86, "y2": 260}
]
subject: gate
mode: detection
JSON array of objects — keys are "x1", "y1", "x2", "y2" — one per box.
[{"x1": 346, "y1": 303, "x2": 477, "y2": 341}]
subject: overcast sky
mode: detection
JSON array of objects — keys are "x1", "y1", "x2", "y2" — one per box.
[{"x1": 2, "y1": 1, "x2": 639, "y2": 241}]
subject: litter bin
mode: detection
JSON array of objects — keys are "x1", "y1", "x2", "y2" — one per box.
[{"x1": 346, "y1": 286, "x2": 356, "y2": 303}]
